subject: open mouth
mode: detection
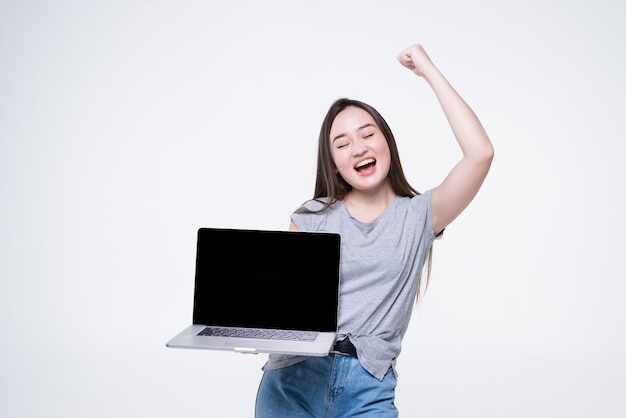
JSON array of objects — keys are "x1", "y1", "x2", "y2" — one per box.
[{"x1": 354, "y1": 158, "x2": 376, "y2": 172}]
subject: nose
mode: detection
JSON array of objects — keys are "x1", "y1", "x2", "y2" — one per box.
[{"x1": 352, "y1": 138, "x2": 367, "y2": 157}]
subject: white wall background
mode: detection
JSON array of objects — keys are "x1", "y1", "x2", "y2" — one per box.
[{"x1": 1, "y1": 0, "x2": 625, "y2": 417}]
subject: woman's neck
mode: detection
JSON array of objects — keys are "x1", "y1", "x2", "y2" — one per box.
[{"x1": 343, "y1": 186, "x2": 396, "y2": 223}]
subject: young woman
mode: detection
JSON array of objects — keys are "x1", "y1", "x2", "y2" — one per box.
[{"x1": 255, "y1": 43, "x2": 494, "y2": 417}]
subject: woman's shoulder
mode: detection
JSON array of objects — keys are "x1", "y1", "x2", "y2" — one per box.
[
  {"x1": 291, "y1": 197, "x2": 341, "y2": 231},
  {"x1": 395, "y1": 189, "x2": 434, "y2": 212},
  {"x1": 296, "y1": 196, "x2": 338, "y2": 212}
]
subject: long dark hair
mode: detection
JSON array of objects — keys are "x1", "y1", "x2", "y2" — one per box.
[{"x1": 299, "y1": 97, "x2": 433, "y2": 298}]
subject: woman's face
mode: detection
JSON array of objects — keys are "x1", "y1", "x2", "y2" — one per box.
[{"x1": 329, "y1": 106, "x2": 392, "y2": 193}]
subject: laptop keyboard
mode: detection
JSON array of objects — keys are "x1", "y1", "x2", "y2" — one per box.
[{"x1": 198, "y1": 326, "x2": 318, "y2": 341}]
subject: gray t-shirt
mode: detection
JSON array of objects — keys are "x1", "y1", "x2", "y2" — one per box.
[{"x1": 262, "y1": 189, "x2": 441, "y2": 380}]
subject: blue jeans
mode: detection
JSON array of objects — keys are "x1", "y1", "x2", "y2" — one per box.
[{"x1": 255, "y1": 354, "x2": 398, "y2": 417}]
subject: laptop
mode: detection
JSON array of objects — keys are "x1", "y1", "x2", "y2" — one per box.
[{"x1": 166, "y1": 227, "x2": 341, "y2": 356}]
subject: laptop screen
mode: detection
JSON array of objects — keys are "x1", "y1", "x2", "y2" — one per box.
[{"x1": 192, "y1": 228, "x2": 341, "y2": 332}]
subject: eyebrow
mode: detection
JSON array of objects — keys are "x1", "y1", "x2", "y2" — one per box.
[{"x1": 332, "y1": 123, "x2": 376, "y2": 143}]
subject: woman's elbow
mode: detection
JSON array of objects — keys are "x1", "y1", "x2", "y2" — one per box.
[{"x1": 481, "y1": 141, "x2": 495, "y2": 165}]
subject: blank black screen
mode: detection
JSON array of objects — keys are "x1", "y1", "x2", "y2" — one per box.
[{"x1": 192, "y1": 228, "x2": 341, "y2": 332}]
